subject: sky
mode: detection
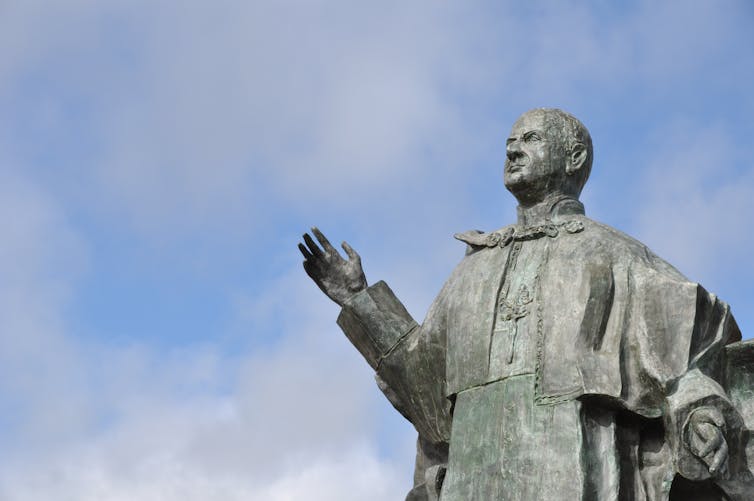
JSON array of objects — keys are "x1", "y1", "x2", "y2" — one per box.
[{"x1": 0, "y1": 1, "x2": 753, "y2": 499}]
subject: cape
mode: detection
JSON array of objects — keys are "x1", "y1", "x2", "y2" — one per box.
[{"x1": 337, "y1": 215, "x2": 748, "y2": 500}]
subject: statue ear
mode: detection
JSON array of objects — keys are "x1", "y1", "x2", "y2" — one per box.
[{"x1": 566, "y1": 143, "x2": 587, "y2": 176}]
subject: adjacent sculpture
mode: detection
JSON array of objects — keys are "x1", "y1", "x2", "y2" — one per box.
[{"x1": 299, "y1": 109, "x2": 754, "y2": 500}]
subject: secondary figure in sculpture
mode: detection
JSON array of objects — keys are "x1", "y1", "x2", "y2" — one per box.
[{"x1": 299, "y1": 109, "x2": 749, "y2": 500}]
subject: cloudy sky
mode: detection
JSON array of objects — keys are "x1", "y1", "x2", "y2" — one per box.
[{"x1": 1, "y1": 1, "x2": 753, "y2": 499}]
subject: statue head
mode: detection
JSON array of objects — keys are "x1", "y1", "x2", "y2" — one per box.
[{"x1": 504, "y1": 108, "x2": 593, "y2": 206}]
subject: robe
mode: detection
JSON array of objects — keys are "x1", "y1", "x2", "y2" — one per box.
[{"x1": 336, "y1": 209, "x2": 743, "y2": 500}]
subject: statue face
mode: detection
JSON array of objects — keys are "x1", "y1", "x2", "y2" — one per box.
[{"x1": 504, "y1": 111, "x2": 568, "y2": 204}]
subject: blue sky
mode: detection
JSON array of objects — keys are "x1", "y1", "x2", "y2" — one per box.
[{"x1": 1, "y1": 1, "x2": 753, "y2": 499}]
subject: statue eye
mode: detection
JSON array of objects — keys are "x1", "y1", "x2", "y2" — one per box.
[{"x1": 524, "y1": 132, "x2": 541, "y2": 142}]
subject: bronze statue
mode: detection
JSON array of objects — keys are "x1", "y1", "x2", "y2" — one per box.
[{"x1": 299, "y1": 109, "x2": 754, "y2": 500}]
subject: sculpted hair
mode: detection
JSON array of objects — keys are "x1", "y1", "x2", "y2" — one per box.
[{"x1": 530, "y1": 108, "x2": 594, "y2": 195}]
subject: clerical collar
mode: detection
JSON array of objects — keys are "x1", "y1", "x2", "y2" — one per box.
[{"x1": 516, "y1": 195, "x2": 584, "y2": 227}]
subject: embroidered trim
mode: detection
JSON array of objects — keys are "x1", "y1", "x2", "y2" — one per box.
[
  {"x1": 487, "y1": 241, "x2": 519, "y2": 373},
  {"x1": 512, "y1": 219, "x2": 584, "y2": 244},
  {"x1": 533, "y1": 241, "x2": 547, "y2": 400},
  {"x1": 456, "y1": 219, "x2": 585, "y2": 250},
  {"x1": 532, "y1": 237, "x2": 585, "y2": 404}
]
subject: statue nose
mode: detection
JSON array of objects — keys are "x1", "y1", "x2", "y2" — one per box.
[{"x1": 507, "y1": 143, "x2": 522, "y2": 161}]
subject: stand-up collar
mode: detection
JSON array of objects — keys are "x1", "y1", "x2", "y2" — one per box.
[{"x1": 516, "y1": 195, "x2": 585, "y2": 227}]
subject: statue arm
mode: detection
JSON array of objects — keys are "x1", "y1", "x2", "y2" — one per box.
[
  {"x1": 336, "y1": 281, "x2": 420, "y2": 370},
  {"x1": 661, "y1": 288, "x2": 742, "y2": 484},
  {"x1": 299, "y1": 227, "x2": 452, "y2": 441},
  {"x1": 613, "y1": 261, "x2": 742, "y2": 487},
  {"x1": 666, "y1": 369, "x2": 736, "y2": 481},
  {"x1": 337, "y1": 280, "x2": 452, "y2": 444},
  {"x1": 338, "y1": 280, "x2": 452, "y2": 501},
  {"x1": 300, "y1": 228, "x2": 452, "y2": 499}
]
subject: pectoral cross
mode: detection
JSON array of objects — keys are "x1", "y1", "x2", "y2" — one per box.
[{"x1": 496, "y1": 284, "x2": 533, "y2": 364}]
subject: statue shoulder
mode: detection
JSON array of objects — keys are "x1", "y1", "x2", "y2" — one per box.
[
  {"x1": 579, "y1": 218, "x2": 646, "y2": 250},
  {"x1": 579, "y1": 217, "x2": 688, "y2": 280}
]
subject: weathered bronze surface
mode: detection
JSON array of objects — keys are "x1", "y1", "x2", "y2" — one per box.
[{"x1": 299, "y1": 109, "x2": 754, "y2": 500}]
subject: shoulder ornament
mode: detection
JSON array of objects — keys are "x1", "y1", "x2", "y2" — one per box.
[{"x1": 454, "y1": 219, "x2": 584, "y2": 250}]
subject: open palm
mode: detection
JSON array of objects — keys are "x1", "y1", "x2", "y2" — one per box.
[{"x1": 298, "y1": 227, "x2": 367, "y2": 306}]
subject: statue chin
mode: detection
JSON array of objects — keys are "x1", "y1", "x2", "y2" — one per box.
[
  {"x1": 504, "y1": 179, "x2": 550, "y2": 206},
  {"x1": 503, "y1": 174, "x2": 532, "y2": 197}
]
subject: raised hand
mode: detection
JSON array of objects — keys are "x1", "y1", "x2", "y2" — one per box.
[
  {"x1": 685, "y1": 407, "x2": 728, "y2": 477},
  {"x1": 298, "y1": 227, "x2": 367, "y2": 306}
]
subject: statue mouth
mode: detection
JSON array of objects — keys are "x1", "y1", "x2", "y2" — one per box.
[{"x1": 507, "y1": 160, "x2": 528, "y2": 172}]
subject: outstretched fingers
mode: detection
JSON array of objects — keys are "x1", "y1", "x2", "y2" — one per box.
[
  {"x1": 303, "y1": 233, "x2": 324, "y2": 258},
  {"x1": 312, "y1": 227, "x2": 338, "y2": 255},
  {"x1": 298, "y1": 242, "x2": 313, "y2": 260},
  {"x1": 341, "y1": 241, "x2": 361, "y2": 263}
]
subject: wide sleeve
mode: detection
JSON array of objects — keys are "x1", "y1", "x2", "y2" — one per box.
[
  {"x1": 662, "y1": 289, "x2": 743, "y2": 483},
  {"x1": 623, "y1": 260, "x2": 743, "y2": 483},
  {"x1": 336, "y1": 279, "x2": 453, "y2": 444},
  {"x1": 336, "y1": 278, "x2": 453, "y2": 501},
  {"x1": 337, "y1": 280, "x2": 420, "y2": 371}
]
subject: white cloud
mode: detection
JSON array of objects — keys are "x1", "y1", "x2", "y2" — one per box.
[
  {"x1": 0, "y1": 259, "x2": 415, "y2": 500},
  {"x1": 0, "y1": 330, "x2": 414, "y2": 501},
  {"x1": 1, "y1": 441, "x2": 406, "y2": 501},
  {"x1": 3, "y1": 0, "x2": 748, "y2": 245},
  {"x1": 0, "y1": 1, "x2": 492, "y2": 240},
  {"x1": 0, "y1": 167, "x2": 91, "y2": 445},
  {"x1": 633, "y1": 119, "x2": 754, "y2": 287}
]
